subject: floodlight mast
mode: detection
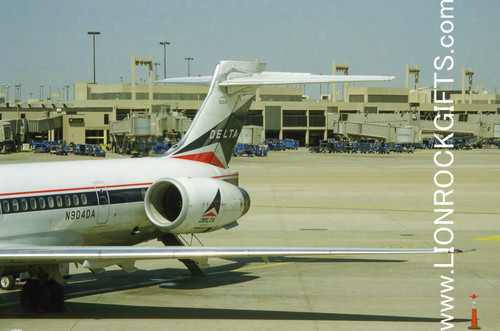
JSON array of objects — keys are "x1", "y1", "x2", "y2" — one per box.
[
  {"x1": 159, "y1": 41, "x2": 170, "y2": 79},
  {"x1": 88, "y1": 31, "x2": 101, "y2": 84},
  {"x1": 185, "y1": 57, "x2": 194, "y2": 77}
]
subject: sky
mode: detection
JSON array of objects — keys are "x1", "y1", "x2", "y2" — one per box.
[{"x1": 1, "y1": 0, "x2": 500, "y2": 101}]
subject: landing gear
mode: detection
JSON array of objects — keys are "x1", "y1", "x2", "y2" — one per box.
[
  {"x1": 160, "y1": 233, "x2": 207, "y2": 275},
  {"x1": 19, "y1": 265, "x2": 67, "y2": 312},
  {"x1": 21, "y1": 279, "x2": 65, "y2": 312},
  {"x1": 1, "y1": 275, "x2": 16, "y2": 290}
]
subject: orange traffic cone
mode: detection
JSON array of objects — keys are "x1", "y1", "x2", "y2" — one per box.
[{"x1": 468, "y1": 294, "x2": 481, "y2": 330}]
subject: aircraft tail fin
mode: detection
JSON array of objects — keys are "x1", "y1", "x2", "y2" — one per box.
[{"x1": 159, "y1": 61, "x2": 393, "y2": 168}]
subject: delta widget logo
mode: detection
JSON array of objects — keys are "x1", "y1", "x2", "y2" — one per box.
[{"x1": 199, "y1": 190, "x2": 221, "y2": 224}]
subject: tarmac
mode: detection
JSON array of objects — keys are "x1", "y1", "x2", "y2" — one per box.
[{"x1": 0, "y1": 148, "x2": 499, "y2": 330}]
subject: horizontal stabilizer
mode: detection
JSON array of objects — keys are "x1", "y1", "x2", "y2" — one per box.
[
  {"x1": 157, "y1": 72, "x2": 394, "y2": 86},
  {"x1": 220, "y1": 72, "x2": 394, "y2": 86},
  {"x1": 156, "y1": 76, "x2": 212, "y2": 85},
  {"x1": 161, "y1": 60, "x2": 394, "y2": 168}
]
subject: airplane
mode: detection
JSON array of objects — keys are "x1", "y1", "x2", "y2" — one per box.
[{"x1": 0, "y1": 60, "x2": 468, "y2": 312}]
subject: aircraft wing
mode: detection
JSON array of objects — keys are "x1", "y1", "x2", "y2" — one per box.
[{"x1": 0, "y1": 245, "x2": 470, "y2": 265}]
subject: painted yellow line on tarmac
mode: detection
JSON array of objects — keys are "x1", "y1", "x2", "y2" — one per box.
[
  {"x1": 231, "y1": 255, "x2": 347, "y2": 272},
  {"x1": 472, "y1": 235, "x2": 500, "y2": 241},
  {"x1": 232, "y1": 261, "x2": 293, "y2": 272},
  {"x1": 253, "y1": 202, "x2": 500, "y2": 215},
  {"x1": 229, "y1": 248, "x2": 428, "y2": 273},
  {"x1": 253, "y1": 201, "x2": 429, "y2": 212},
  {"x1": 383, "y1": 245, "x2": 420, "y2": 249}
]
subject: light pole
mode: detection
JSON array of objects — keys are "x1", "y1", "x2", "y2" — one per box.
[
  {"x1": 5, "y1": 84, "x2": 10, "y2": 103},
  {"x1": 65, "y1": 85, "x2": 70, "y2": 100},
  {"x1": 185, "y1": 57, "x2": 194, "y2": 77},
  {"x1": 159, "y1": 41, "x2": 170, "y2": 79},
  {"x1": 154, "y1": 62, "x2": 160, "y2": 81},
  {"x1": 87, "y1": 31, "x2": 101, "y2": 84},
  {"x1": 15, "y1": 84, "x2": 21, "y2": 102}
]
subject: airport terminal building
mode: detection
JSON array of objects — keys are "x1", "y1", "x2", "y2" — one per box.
[{"x1": 1, "y1": 61, "x2": 500, "y2": 146}]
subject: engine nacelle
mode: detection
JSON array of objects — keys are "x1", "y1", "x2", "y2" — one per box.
[{"x1": 144, "y1": 177, "x2": 250, "y2": 234}]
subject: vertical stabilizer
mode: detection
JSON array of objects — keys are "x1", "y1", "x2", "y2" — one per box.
[{"x1": 165, "y1": 61, "x2": 266, "y2": 168}]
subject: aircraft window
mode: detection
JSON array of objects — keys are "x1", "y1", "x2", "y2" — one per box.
[
  {"x1": 64, "y1": 195, "x2": 72, "y2": 207},
  {"x1": 2, "y1": 200, "x2": 10, "y2": 213},
  {"x1": 21, "y1": 199, "x2": 28, "y2": 211},
  {"x1": 39, "y1": 197, "x2": 46, "y2": 209},
  {"x1": 30, "y1": 198, "x2": 37, "y2": 210},
  {"x1": 12, "y1": 200, "x2": 19, "y2": 212},
  {"x1": 99, "y1": 193, "x2": 108, "y2": 205},
  {"x1": 72, "y1": 194, "x2": 80, "y2": 206},
  {"x1": 81, "y1": 194, "x2": 88, "y2": 205},
  {"x1": 141, "y1": 189, "x2": 147, "y2": 200},
  {"x1": 48, "y1": 196, "x2": 55, "y2": 208},
  {"x1": 56, "y1": 196, "x2": 63, "y2": 208}
]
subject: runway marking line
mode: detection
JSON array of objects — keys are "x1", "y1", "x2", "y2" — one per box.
[
  {"x1": 232, "y1": 261, "x2": 293, "y2": 272},
  {"x1": 472, "y1": 235, "x2": 500, "y2": 241},
  {"x1": 253, "y1": 202, "x2": 500, "y2": 215},
  {"x1": 231, "y1": 255, "x2": 347, "y2": 272}
]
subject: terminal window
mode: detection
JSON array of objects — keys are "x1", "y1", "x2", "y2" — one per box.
[
  {"x1": 309, "y1": 110, "x2": 325, "y2": 127},
  {"x1": 283, "y1": 110, "x2": 307, "y2": 127},
  {"x1": 349, "y1": 95, "x2": 364, "y2": 103},
  {"x1": 368, "y1": 95, "x2": 408, "y2": 103}
]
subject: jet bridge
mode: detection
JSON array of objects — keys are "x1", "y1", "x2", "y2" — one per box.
[
  {"x1": 110, "y1": 112, "x2": 191, "y2": 138},
  {"x1": 421, "y1": 114, "x2": 500, "y2": 139},
  {"x1": 2, "y1": 116, "x2": 63, "y2": 143},
  {"x1": 420, "y1": 120, "x2": 480, "y2": 137},
  {"x1": 338, "y1": 122, "x2": 419, "y2": 143},
  {"x1": 27, "y1": 116, "x2": 63, "y2": 133},
  {"x1": 109, "y1": 111, "x2": 192, "y2": 152},
  {"x1": 329, "y1": 113, "x2": 422, "y2": 143},
  {"x1": 330, "y1": 113, "x2": 500, "y2": 140}
]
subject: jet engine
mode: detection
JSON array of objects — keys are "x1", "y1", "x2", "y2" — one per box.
[{"x1": 144, "y1": 177, "x2": 250, "y2": 234}]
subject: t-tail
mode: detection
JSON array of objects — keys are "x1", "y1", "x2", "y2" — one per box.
[{"x1": 159, "y1": 60, "x2": 394, "y2": 168}]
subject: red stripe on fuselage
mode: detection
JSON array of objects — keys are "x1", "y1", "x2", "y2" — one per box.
[
  {"x1": 212, "y1": 173, "x2": 238, "y2": 179},
  {"x1": 172, "y1": 152, "x2": 225, "y2": 168}
]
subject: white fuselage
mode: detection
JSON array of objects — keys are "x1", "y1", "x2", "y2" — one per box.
[{"x1": 0, "y1": 157, "x2": 236, "y2": 246}]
